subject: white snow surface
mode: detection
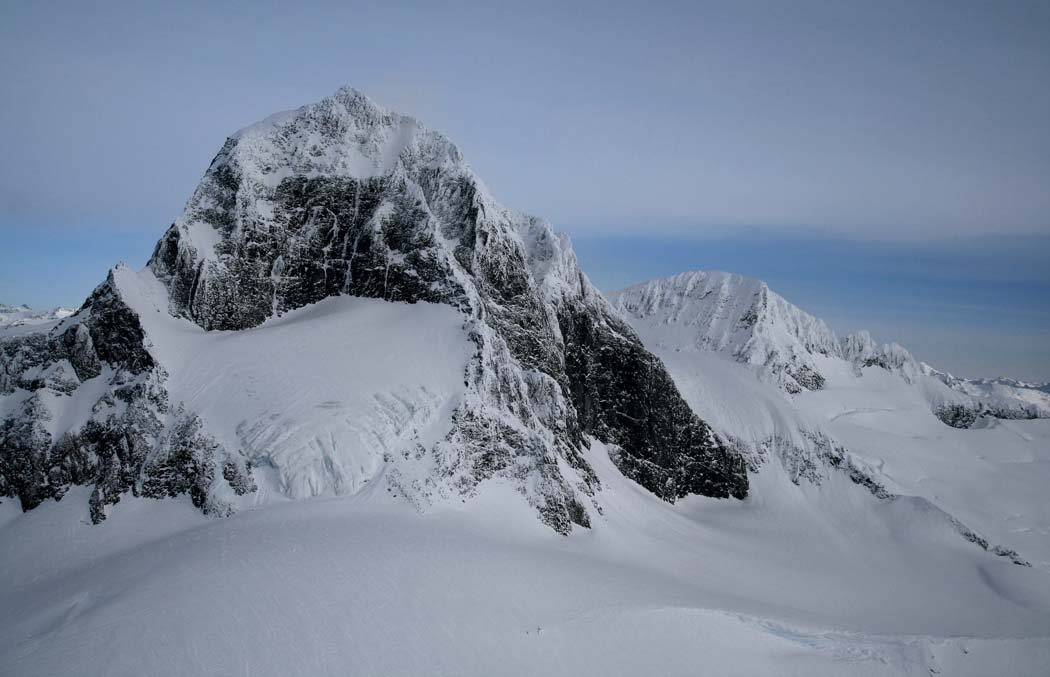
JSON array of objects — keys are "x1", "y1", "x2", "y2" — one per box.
[
  {"x1": 110, "y1": 264, "x2": 473, "y2": 502},
  {"x1": 2, "y1": 266, "x2": 1049, "y2": 675},
  {"x1": 614, "y1": 271, "x2": 1050, "y2": 567},
  {"x1": 2, "y1": 433, "x2": 1049, "y2": 676},
  {"x1": 226, "y1": 87, "x2": 451, "y2": 185}
]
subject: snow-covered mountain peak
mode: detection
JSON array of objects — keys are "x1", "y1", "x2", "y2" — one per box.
[
  {"x1": 610, "y1": 270, "x2": 839, "y2": 392},
  {"x1": 2, "y1": 88, "x2": 747, "y2": 533},
  {"x1": 840, "y1": 330, "x2": 921, "y2": 383},
  {"x1": 151, "y1": 85, "x2": 593, "y2": 330},
  {"x1": 221, "y1": 85, "x2": 463, "y2": 189},
  {"x1": 612, "y1": 271, "x2": 1049, "y2": 426}
]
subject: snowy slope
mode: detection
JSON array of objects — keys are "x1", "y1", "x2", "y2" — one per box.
[
  {"x1": 4, "y1": 269, "x2": 1048, "y2": 676},
  {"x1": 2, "y1": 435, "x2": 1049, "y2": 676},
  {"x1": 112, "y1": 265, "x2": 473, "y2": 503},
  {"x1": 614, "y1": 271, "x2": 1050, "y2": 569},
  {"x1": 798, "y1": 356, "x2": 1050, "y2": 570}
]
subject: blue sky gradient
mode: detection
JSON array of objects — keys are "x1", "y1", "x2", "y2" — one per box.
[{"x1": 1, "y1": 1, "x2": 1047, "y2": 379}]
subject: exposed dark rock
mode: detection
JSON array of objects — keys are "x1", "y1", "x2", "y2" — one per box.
[
  {"x1": 559, "y1": 304, "x2": 747, "y2": 501},
  {"x1": 0, "y1": 395, "x2": 54, "y2": 510},
  {"x1": 80, "y1": 272, "x2": 155, "y2": 374},
  {"x1": 935, "y1": 404, "x2": 979, "y2": 429},
  {"x1": 0, "y1": 279, "x2": 252, "y2": 522},
  {"x1": 142, "y1": 411, "x2": 222, "y2": 514}
]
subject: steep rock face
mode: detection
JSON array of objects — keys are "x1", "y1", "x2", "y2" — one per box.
[
  {"x1": 2, "y1": 87, "x2": 747, "y2": 530},
  {"x1": 610, "y1": 271, "x2": 839, "y2": 393},
  {"x1": 558, "y1": 302, "x2": 745, "y2": 501},
  {"x1": 0, "y1": 270, "x2": 255, "y2": 520}
]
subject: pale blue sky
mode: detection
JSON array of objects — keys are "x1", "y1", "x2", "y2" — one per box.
[{"x1": 1, "y1": 1, "x2": 1048, "y2": 379}]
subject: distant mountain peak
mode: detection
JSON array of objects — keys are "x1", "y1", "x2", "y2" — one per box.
[
  {"x1": 611, "y1": 270, "x2": 1050, "y2": 426},
  {"x1": 610, "y1": 270, "x2": 838, "y2": 393}
]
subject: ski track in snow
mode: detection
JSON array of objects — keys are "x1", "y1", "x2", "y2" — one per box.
[{"x1": 828, "y1": 407, "x2": 897, "y2": 422}]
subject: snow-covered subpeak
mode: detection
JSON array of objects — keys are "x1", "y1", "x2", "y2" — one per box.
[
  {"x1": 609, "y1": 271, "x2": 839, "y2": 392},
  {"x1": 838, "y1": 329, "x2": 877, "y2": 364},
  {"x1": 840, "y1": 330, "x2": 921, "y2": 383}
]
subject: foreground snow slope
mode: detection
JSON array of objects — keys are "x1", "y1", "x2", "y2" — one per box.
[
  {"x1": 3, "y1": 438, "x2": 1048, "y2": 677},
  {"x1": 3, "y1": 271, "x2": 1048, "y2": 676},
  {"x1": 3, "y1": 91, "x2": 1048, "y2": 676}
]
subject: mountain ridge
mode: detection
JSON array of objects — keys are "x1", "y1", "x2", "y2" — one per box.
[
  {"x1": 610, "y1": 269, "x2": 1050, "y2": 425},
  {"x1": 0, "y1": 87, "x2": 747, "y2": 530}
]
